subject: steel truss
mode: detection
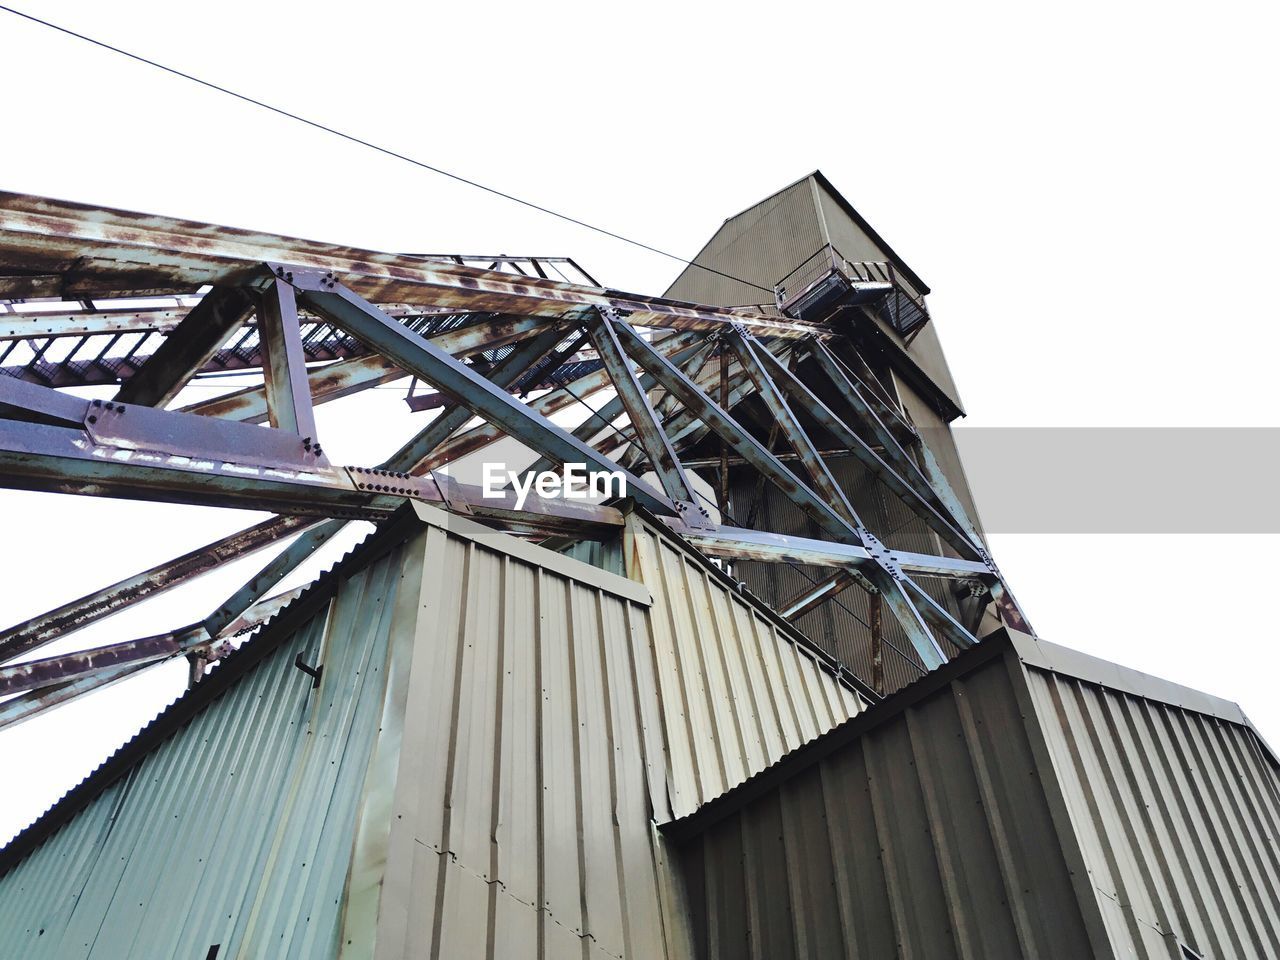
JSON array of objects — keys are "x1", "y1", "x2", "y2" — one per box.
[{"x1": 0, "y1": 191, "x2": 1031, "y2": 725}]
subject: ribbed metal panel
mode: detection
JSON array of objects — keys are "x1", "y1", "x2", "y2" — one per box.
[
  {"x1": 0, "y1": 539, "x2": 414, "y2": 960},
  {"x1": 623, "y1": 517, "x2": 865, "y2": 820},
  {"x1": 361, "y1": 521, "x2": 681, "y2": 960},
  {"x1": 1025, "y1": 665, "x2": 1280, "y2": 960},
  {"x1": 674, "y1": 636, "x2": 1280, "y2": 959},
  {"x1": 359, "y1": 510, "x2": 866, "y2": 958},
  {"x1": 678, "y1": 644, "x2": 1097, "y2": 959}
]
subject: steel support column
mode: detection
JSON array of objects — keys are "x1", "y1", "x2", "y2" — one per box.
[{"x1": 255, "y1": 279, "x2": 318, "y2": 438}]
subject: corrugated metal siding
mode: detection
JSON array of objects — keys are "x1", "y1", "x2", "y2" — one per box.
[
  {"x1": 0, "y1": 508, "x2": 868, "y2": 960},
  {"x1": 362, "y1": 521, "x2": 685, "y2": 960},
  {"x1": 664, "y1": 179, "x2": 823, "y2": 308},
  {"x1": 369, "y1": 512, "x2": 866, "y2": 959},
  {"x1": 1025, "y1": 664, "x2": 1280, "y2": 960},
  {"x1": 675, "y1": 638, "x2": 1280, "y2": 960},
  {"x1": 623, "y1": 517, "x2": 865, "y2": 821},
  {"x1": 677, "y1": 646, "x2": 1100, "y2": 959},
  {"x1": 0, "y1": 538, "x2": 416, "y2": 960}
]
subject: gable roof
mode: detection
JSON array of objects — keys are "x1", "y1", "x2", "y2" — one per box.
[
  {"x1": 747, "y1": 171, "x2": 928, "y2": 295},
  {"x1": 682, "y1": 170, "x2": 931, "y2": 297}
]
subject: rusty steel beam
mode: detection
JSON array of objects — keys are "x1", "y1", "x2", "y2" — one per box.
[
  {"x1": 0, "y1": 626, "x2": 209, "y2": 697},
  {"x1": 752, "y1": 341, "x2": 983, "y2": 560},
  {"x1": 823, "y1": 338, "x2": 915, "y2": 439},
  {"x1": 420, "y1": 329, "x2": 709, "y2": 473},
  {"x1": 0, "y1": 305, "x2": 187, "y2": 340},
  {"x1": 612, "y1": 321, "x2": 861, "y2": 545},
  {"x1": 655, "y1": 333, "x2": 715, "y2": 421},
  {"x1": 807, "y1": 339, "x2": 972, "y2": 535},
  {"x1": 902, "y1": 577, "x2": 979, "y2": 650},
  {"x1": 727, "y1": 327, "x2": 865, "y2": 532},
  {"x1": 0, "y1": 192, "x2": 814, "y2": 338},
  {"x1": 779, "y1": 574, "x2": 859, "y2": 620},
  {"x1": 290, "y1": 271, "x2": 674, "y2": 516},
  {"x1": 588, "y1": 312, "x2": 700, "y2": 512},
  {"x1": 179, "y1": 313, "x2": 556, "y2": 423},
  {"x1": 0, "y1": 414, "x2": 626, "y2": 533},
  {"x1": 678, "y1": 448, "x2": 865, "y2": 469},
  {"x1": 0, "y1": 659, "x2": 158, "y2": 731},
  {"x1": 615, "y1": 354, "x2": 761, "y2": 468},
  {"x1": 386, "y1": 322, "x2": 573, "y2": 471},
  {"x1": 0, "y1": 515, "x2": 310, "y2": 664},
  {"x1": 614, "y1": 326, "x2": 960, "y2": 669},
  {"x1": 202, "y1": 519, "x2": 345, "y2": 638},
  {"x1": 114, "y1": 286, "x2": 255, "y2": 407},
  {"x1": 870, "y1": 593, "x2": 884, "y2": 694},
  {"x1": 664, "y1": 522, "x2": 988, "y2": 579},
  {"x1": 532, "y1": 335, "x2": 715, "y2": 474},
  {"x1": 989, "y1": 579, "x2": 1035, "y2": 637},
  {"x1": 0, "y1": 370, "x2": 90, "y2": 426}
]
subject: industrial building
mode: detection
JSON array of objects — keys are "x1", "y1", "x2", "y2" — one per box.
[{"x1": 0, "y1": 175, "x2": 1275, "y2": 958}]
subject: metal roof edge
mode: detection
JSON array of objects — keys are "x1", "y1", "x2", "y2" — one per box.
[
  {"x1": 0, "y1": 505, "x2": 427, "y2": 879},
  {"x1": 810, "y1": 171, "x2": 931, "y2": 297},
  {"x1": 1007, "y1": 632, "x2": 1250, "y2": 726},
  {"x1": 661, "y1": 631, "x2": 1014, "y2": 844},
  {"x1": 661, "y1": 171, "x2": 931, "y2": 302},
  {"x1": 1008, "y1": 631, "x2": 1280, "y2": 769},
  {"x1": 663, "y1": 627, "x2": 1276, "y2": 843},
  {"x1": 846, "y1": 314, "x2": 966, "y2": 420},
  {"x1": 410, "y1": 502, "x2": 652, "y2": 606}
]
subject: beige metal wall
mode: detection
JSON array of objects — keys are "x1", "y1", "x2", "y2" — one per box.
[
  {"x1": 362, "y1": 507, "x2": 866, "y2": 959},
  {"x1": 1025, "y1": 662, "x2": 1280, "y2": 959},
  {"x1": 666, "y1": 174, "x2": 965, "y2": 416},
  {"x1": 677, "y1": 642, "x2": 1099, "y2": 959},
  {"x1": 622, "y1": 515, "x2": 866, "y2": 820},
  {"x1": 674, "y1": 636, "x2": 1280, "y2": 960}
]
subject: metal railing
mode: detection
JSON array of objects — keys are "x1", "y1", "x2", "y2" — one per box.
[{"x1": 775, "y1": 244, "x2": 929, "y2": 336}]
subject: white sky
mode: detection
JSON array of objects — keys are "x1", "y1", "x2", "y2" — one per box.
[{"x1": 1, "y1": 0, "x2": 1277, "y2": 843}]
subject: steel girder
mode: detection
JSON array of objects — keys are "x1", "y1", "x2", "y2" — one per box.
[
  {"x1": 0, "y1": 198, "x2": 1034, "y2": 714},
  {"x1": 177, "y1": 313, "x2": 563, "y2": 423},
  {"x1": 283, "y1": 268, "x2": 676, "y2": 517}
]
